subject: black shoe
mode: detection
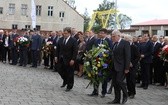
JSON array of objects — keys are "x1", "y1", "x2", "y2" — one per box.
[
  {"x1": 65, "y1": 88, "x2": 71, "y2": 92},
  {"x1": 122, "y1": 96, "x2": 128, "y2": 104},
  {"x1": 129, "y1": 95, "x2": 135, "y2": 99},
  {"x1": 88, "y1": 93, "x2": 98, "y2": 96},
  {"x1": 100, "y1": 94, "x2": 105, "y2": 98},
  {"x1": 19, "y1": 64, "x2": 23, "y2": 66},
  {"x1": 60, "y1": 84, "x2": 66, "y2": 88},
  {"x1": 107, "y1": 100, "x2": 120, "y2": 104}
]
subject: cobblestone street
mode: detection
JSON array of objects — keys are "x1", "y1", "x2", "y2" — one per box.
[{"x1": 0, "y1": 63, "x2": 168, "y2": 105}]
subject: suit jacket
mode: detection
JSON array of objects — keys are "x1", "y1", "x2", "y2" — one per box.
[
  {"x1": 94, "y1": 38, "x2": 113, "y2": 50},
  {"x1": 9, "y1": 34, "x2": 19, "y2": 48},
  {"x1": 131, "y1": 44, "x2": 140, "y2": 67},
  {"x1": 153, "y1": 42, "x2": 161, "y2": 60},
  {"x1": 85, "y1": 36, "x2": 96, "y2": 51},
  {"x1": 112, "y1": 39, "x2": 131, "y2": 71},
  {"x1": 56, "y1": 37, "x2": 78, "y2": 65},
  {"x1": 139, "y1": 40, "x2": 153, "y2": 63},
  {"x1": 30, "y1": 34, "x2": 42, "y2": 50},
  {"x1": 2, "y1": 35, "x2": 11, "y2": 47}
]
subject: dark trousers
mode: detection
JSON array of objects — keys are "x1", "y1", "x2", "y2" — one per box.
[
  {"x1": 140, "y1": 62, "x2": 150, "y2": 87},
  {"x1": 49, "y1": 52, "x2": 54, "y2": 68},
  {"x1": 3, "y1": 47, "x2": 11, "y2": 62},
  {"x1": 58, "y1": 59, "x2": 74, "y2": 89},
  {"x1": 27, "y1": 49, "x2": 32, "y2": 64},
  {"x1": 0, "y1": 45, "x2": 3, "y2": 61},
  {"x1": 92, "y1": 79, "x2": 108, "y2": 95},
  {"x1": 31, "y1": 50, "x2": 38, "y2": 67},
  {"x1": 19, "y1": 47, "x2": 28, "y2": 66},
  {"x1": 11, "y1": 47, "x2": 18, "y2": 65},
  {"x1": 126, "y1": 67, "x2": 136, "y2": 96},
  {"x1": 112, "y1": 70, "x2": 128, "y2": 101},
  {"x1": 43, "y1": 53, "x2": 49, "y2": 66},
  {"x1": 153, "y1": 59, "x2": 162, "y2": 83}
]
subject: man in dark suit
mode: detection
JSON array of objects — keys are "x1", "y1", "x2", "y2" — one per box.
[
  {"x1": 19, "y1": 30, "x2": 30, "y2": 67},
  {"x1": 0, "y1": 30, "x2": 4, "y2": 62},
  {"x1": 30, "y1": 29, "x2": 42, "y2": 68},
  {"x1": 138, "y1": 33, "x2": 153, "y2": 89},
  {"x1": 107, "y1": 30, "x2": 131, "y2": 104},
  {"x1": 124, "y1": 35, "x2": 140, "y2": 99},
  {"x1": 55, "y1": 27, "x2": 78, "y2": 92},
  {"x1": 85, "y1": 30, "x2": 97, "y2": 52},
  {"x1": 10, "y1": 29, "x2": 19, "y2": 65},
  {"x1": 89, "y1": 28, "x2": 113, "y2": 98},
  {"x1": 150, "y1": 35, "x2": 162, "y2": 85},
  {"x1": 53, "y1": 30, "x2": 62, "y2": 72}
]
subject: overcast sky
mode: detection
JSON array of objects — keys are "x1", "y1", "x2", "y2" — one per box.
[{"x1": 75, "y1": 0, "x2": 168, "y2": 24}]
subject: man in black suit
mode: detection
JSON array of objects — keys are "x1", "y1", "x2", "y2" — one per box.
[
  {"x1": 107, "y1": 30, "x2": 131, "y2": 104},
  {"x1": 88, "y1": 28, "x2": 113, "y2": 98},
  {"x1": 10, "y1": 29, "x2": 19, "y2": 65},
  {"x1": 150, "y1": 35, "x2": 162, "y2": 85},
  {"x1": 88, "y1": 28, "x2": 112, "y2": 98},
  {"x1": 18, "y1": 30, "x2": 30, "y2": 67},
  {"x1": 85, "y1": 30, "x2": 96, "y2": 52},
  {"x1": 124, "y1": 34, "x2": 140, "y2": 99},
  {"x1": 30, "y1": 29, "x2": 42, "y2": 68},
  {"x1": 55, "y1": 27, "x2": 78, "y2": 92},
  {"x1": 138, "y1": 33, "x2": 153, "y2": 89},
  {"x1": 0, "y1": 30, "x2": 4, "y2": 62}
]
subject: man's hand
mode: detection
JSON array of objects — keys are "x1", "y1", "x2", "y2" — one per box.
[
  {"x1": 130, "y1": 62, "x2": 133, "y2": 68},
  {"x1": 55, "y1": 57, "x2": 58, "y2": 63},
  {"x1": 141, "y1": 54, "x2": 145, "y2": 58},
  {"x1": 69, "y1": 60, "x2": 75, "y2": 66},
  {"x1": 125, "y1": 69, "x2": 129, "y2": 74}
]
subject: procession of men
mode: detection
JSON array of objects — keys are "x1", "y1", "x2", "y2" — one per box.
[{"x1": 0, "y1": 27, "x2": 168, "y2": 104}]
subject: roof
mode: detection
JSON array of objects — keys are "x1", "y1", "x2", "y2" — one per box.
[
  {"x1": 132, "y1": 19, "x2": 168, "y2": 26},
  {"x1": 62, "y1": 0, "x2": 84, "y2": 19}
]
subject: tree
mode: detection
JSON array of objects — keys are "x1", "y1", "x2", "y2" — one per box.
[
  {"x1": 118, "y1": 14, "x2": 132, "y2": 29},
  {"x1": 83, "y1": 8, "x2": 90, "y2": 32}
]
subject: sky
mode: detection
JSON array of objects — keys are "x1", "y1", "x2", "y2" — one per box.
[{"x1": 75, "y1": 0, "x2": 168, "y2": 25}]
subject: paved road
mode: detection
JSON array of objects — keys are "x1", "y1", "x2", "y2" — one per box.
[{"x1": 0, "y1": 63, "x2": 168, "y2": 105}]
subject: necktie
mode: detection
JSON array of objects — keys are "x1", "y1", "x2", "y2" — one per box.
[
  {"x1": 63, "y1": 38, "x2": 67, "y2": 45},
  {"x1": 113, "y1": 42, "x2": 118, "y2": 51}
]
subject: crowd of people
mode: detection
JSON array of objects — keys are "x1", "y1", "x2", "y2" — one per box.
[{"x1": 0, "y1": 27, "x2": 168, "y2": 104}]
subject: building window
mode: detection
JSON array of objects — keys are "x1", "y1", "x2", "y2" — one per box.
[
  {"x1": 12, "y1": 24, "x2": 18, "y2": 29},
  {"x1": 0, "y1": 7, "x2": 3, "y2": 14},
  {"x1": 25, "y1": 25, "x2": 31, "y2": 29},
  {"x1": 9, "y1": 3, "x2": 15, "y2": 15},
  {"x1": 36, "y1": 5, "x2": 42, "y2": 16},
  {"x1": 36, "y1": 25, "x2": 41, "y2": 30},
  {"x1": 21, "y1": 4, "x2": 28, "y2": 16},
  {"x1": 59, "y1": 11, "x2": 65, "y2": 18},
  {"x1": 48, "y1": 6, "x2": 53, "y2": 16}
]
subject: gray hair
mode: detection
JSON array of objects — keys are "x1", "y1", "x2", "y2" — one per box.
[
  {"x1": 124, "y1": 34, "x2": 133, "y2": 42},
  {"x1": 111, "y1": 29, "x2": 121, "y2": 36}
]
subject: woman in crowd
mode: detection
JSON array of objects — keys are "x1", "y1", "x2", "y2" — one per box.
[{"x1": 76, "y1": 31, "x2": 86, "y2": 77}]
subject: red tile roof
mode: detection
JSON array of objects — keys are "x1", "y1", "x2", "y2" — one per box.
[{"x1": 132, "y1": 19, "x2": 168, "y2": 26}]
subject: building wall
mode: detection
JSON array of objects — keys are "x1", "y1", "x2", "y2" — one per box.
[{"x1": 0, "y1": 0, "x2": 84, "y2": 31}]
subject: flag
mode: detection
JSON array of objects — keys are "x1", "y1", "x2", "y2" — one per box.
[{"x1": 31, "y1": 0, "x2": 36, "y2": 29}]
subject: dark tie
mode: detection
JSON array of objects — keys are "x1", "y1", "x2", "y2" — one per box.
[
  {"x1": 113, "y1": 42, "x2": 118, "y2": 51},
  {"x1": 63, "y1": 38, "x2": 66, "y2": 45}
]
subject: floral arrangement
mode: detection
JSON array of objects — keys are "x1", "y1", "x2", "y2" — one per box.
[
  {"x1": 42, "y1": 41, "x2": 53, "y2": 57},
  {"x1": 84, "y1": 43, "x2": 112, "y2": 87},
  {"x1": 17, "y1": 36, "x2": 29, "y2": 47},
  {"x1": 160, "y1": 45, "x2": 168, "y2": 61}
]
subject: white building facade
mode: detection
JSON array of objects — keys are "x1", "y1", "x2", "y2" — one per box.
[{"x1": 0, "y1": 0, "x2": 84, "y2": 31}]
